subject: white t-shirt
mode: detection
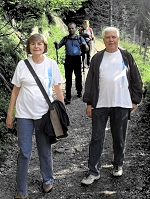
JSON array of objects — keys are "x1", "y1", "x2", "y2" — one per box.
[
  {"x1": 82, "y1": 27, "x2": 93, "y2": 41},
  {"x1": 12, "y1": 56, "x2": 64, "y2": 119},
  {"x1": 96, "y1": 50, "x2": 132, "y2": 108}
]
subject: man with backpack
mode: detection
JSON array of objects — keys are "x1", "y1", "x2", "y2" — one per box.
[
  {"x1": 79, "y1": 20, "x2": 94, "y2": 67},
  {"x1": 54, "y1": 22, "x2": 89, "y2": 105}
]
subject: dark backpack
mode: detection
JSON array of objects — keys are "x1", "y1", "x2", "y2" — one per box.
[
  {"x1": 63, "y1": 35, "x2": 87, "y2": 59},
  {"x1": 79, "y1": 27, "x2": 93, "y2": 41}
]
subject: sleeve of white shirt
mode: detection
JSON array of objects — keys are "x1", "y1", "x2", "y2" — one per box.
[
  {"x1": 51, "y1": 59, "x2": 64, "y2": 85},
  {"x1": 11, "y1": 60, "x2": 24, "y2": 87}
]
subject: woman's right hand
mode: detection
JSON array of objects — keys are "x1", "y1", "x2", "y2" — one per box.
[
  {"x1": 6, "y1": 85, "x2": 20, "y2": 129},
  {"x1": 6, "y1": 114, "x2": 14, "y2": 129}
]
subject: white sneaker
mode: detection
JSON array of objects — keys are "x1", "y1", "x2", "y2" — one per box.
[
  {"x1": 111, "y1": 166, "x2": 123, "y2": 177},
  {"x1": 81, "y1": 174, "x2": 100, "y2": 185}
]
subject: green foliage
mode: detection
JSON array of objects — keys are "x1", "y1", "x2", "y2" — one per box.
[
  {"x1": 48, "y1": 0, "x2": 86, "y2": 11},
  {"x1": 0, "y1": 22, "x2": 25, "y2": 93},
  {"x1": 47, "y1": 24, "x2": 65, "y2": 58},
  {"x1": 0, "y1": 89, "x2": 17, "y2": 154},
  {"x1": 120, "y1": 41, "x2": 150, "y2": 91}
]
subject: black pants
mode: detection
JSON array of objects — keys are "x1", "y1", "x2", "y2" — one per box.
[
  {"x1": 64, "y1": 55, "x2": 82, "y2": 100},
  {"x1": 88, "y1": 107, "x2": 129, "y2": 175},
  {"x1": 86, "y1": 40, "x2": 92, "y2": 66}
]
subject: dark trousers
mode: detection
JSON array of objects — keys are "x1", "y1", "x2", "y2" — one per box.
[
  {"x1": 86, "y1": 41, "x2": 92, "y2": 66},
  {"x1": 88, "y1": 107, "x2": 129, "y2": 175},
  {"x1": 64, "y1": 55, "x2": 82, "y2": 100}
]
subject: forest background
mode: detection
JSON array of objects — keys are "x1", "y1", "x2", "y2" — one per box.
[{"x1": 0, "y1": 0, "x2": 150, "y2": 152}]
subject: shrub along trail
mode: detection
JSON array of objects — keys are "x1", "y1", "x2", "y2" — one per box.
[{"x1": 0, "y1": 40, "x2": 150, "y2": 199}]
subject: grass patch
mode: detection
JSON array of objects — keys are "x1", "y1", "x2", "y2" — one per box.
[{"x1": 120, "y1": 41, "x2": 150, "y2": 91}]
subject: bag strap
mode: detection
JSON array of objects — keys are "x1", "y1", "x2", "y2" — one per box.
[
  {"x1": 24, "y1": 59, "x2": 54, "y2": 110},
  {"x1": 63, "y1": 35, "x2": 82, "y2": 44}
]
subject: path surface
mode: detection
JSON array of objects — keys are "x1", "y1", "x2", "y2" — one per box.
[{"x1": 0, "y1": 40, "x2": 149, "y2": 199}]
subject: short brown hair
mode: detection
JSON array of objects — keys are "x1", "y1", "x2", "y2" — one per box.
[{"x1": 26, "y1": 33, "x2": 48, "y2": 54}]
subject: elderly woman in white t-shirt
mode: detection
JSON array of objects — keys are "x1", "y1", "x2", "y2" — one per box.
[{"x1": 6, "y1": 33, "x2": 64, "y2": 198}]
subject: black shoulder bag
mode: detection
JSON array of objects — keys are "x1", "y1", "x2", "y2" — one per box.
[{"x1": 24, "y1": 59, "x2": 65, "y2": 138}]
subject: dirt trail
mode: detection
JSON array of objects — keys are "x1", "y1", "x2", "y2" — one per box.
[{"x1": 0, "y1": 40, "x2": 149, "y2": 199}]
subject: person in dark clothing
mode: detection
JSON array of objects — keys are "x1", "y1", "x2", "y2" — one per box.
[
  {"x1": 81, "y1": 27, "x2": 143, "y2": 185},
  {"x1": 54, "y1": 22, "x2": 89, "y2": 105}
]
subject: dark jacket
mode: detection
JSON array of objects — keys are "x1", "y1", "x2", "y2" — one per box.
[
  {"x1": 83, "y1": 48, "x2": 143, "y2": 108},
  {"x1": 37, "y1": 100, "x2": 70, "y2": 144}
]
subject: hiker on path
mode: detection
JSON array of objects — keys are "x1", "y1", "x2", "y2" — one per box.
[
  {"x1": 81, "y1": 27, "x2": 143, "y2": 185},
  {"x1": 79, "y1": 20, "x2": 94, "y2": 67},
  {"x1": 6, "y1": 33, "x2": 64, "y2": 198},
  {"x1": 54, "y1": 22, "x2": 89, "y2": 105}
]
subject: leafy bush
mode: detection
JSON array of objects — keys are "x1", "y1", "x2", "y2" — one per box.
[{"x1": 120, "y1": 41, "x2": 150, "y2": 91}]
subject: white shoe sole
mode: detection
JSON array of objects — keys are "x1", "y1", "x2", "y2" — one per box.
[
  {"x1": 112, "y1": 170, "x2": 123, "y2": 177},
  {"x1": 81, "y1": 175, "x2": 100, "y2": 185}
]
